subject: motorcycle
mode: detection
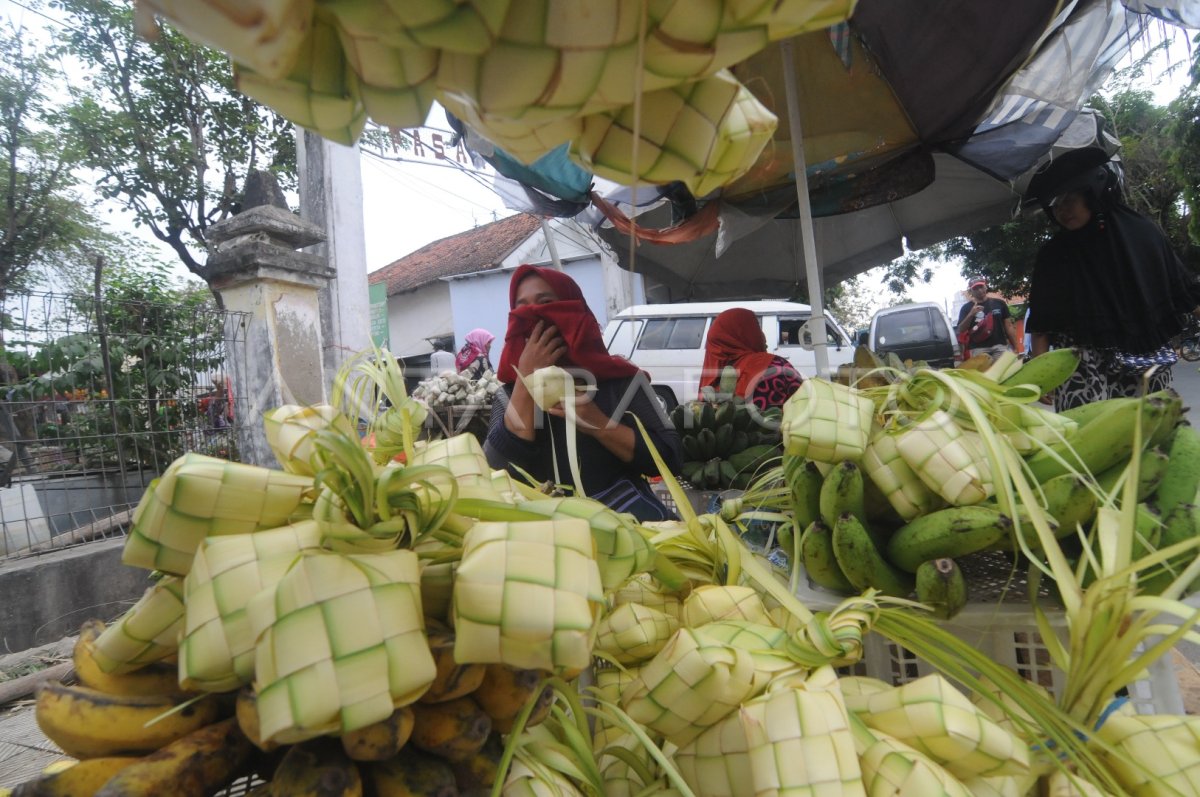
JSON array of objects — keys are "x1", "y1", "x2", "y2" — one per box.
[{"x1": 1173, "y1": 315, "x2": 1200, "y2": 362}]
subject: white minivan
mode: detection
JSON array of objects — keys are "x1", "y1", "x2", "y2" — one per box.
[{"x1": 602, "y1": 300, "x2": 857, "y2": 408}]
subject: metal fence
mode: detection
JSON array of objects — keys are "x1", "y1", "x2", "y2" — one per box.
[{"x1": 0, "y1": 291, "x2": 249, "y2": 559}]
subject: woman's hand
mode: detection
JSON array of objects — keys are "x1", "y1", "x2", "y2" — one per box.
[{"x1": 518, "y1": 320, "x2": 566, "y2": 375}]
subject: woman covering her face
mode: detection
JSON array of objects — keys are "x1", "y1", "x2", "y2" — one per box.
[
  {"x1": 700, "y1": 308, "x2": 803, "y2": 410},
  {"x1": 455, "y1": 328, "x2": 495, "y2": 379},
  {"x1": 1025, "y1": 148, "x2": 1200, "y2": 410},
  {"x1": 484, "y1": 265, "x2": 682, "y2": 521}
]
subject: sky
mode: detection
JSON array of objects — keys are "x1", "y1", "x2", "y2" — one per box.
[{"x1": 2, "y1": 0, "x2": 1193, "y2": 320}]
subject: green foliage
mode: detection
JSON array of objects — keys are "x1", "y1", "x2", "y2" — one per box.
[
  {"x1": 0, "y1": 21, "x2": 113, "y2": 295},
  {"x1": 50, "y1": 0, "x2": 297, "y2": 279},
  {"x1": 5, "y1": 262, "x2": 232, "y2": 468}
]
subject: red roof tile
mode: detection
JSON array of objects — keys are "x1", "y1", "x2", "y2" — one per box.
[{"x1": 369, "y1": 214, "x2": 541, "y2": 296}]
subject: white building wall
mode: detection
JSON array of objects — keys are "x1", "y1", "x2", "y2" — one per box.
[
  {"x1": 386, "y1": 281, "x2": 451, "y2": 356},
  {"x1": 382, "y1": 219, "x2": 646, "y2": 359}
]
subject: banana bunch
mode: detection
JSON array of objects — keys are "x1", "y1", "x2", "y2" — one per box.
[{"x1": 671, "y1": 386, "x2": 782, "y2": 491}]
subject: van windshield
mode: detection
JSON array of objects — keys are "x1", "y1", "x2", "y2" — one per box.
[{"x1": 876, "y1": 308, "x2": 946, "y2": 345}]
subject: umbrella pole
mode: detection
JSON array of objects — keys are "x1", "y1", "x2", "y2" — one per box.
[
  {"x1": 541, "y1": 218, "x2": 564, "y2": 270},
  {"x1": 779, "y1": 38, "x2": 830, "y2": 377}
]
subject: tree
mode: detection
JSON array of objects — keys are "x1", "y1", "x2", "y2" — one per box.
[
  {"x1": 50, "y1": 0, "x2": 297, "y2": 281},
  {"x1": 0, "y1": 22, "x2": 111, "y2": 298}
]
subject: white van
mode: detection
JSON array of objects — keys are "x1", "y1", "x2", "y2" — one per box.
[{"x1": 602, "y1": 300, "x2": 856, "y2": 408}]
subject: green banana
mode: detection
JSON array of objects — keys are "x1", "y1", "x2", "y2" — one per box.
[
  {"x1": 681, "y1": 435, "x2": 701, "y2": 461},
  {"x1": 1147, "y1": 389, "x2": 1185, "y2": 449},
  {"x1": 1025, "y1": 393, "x2": 1172, "y2": 483},
  {"x1": 1151, "y1": 424, "x2": 1200, "y2": 517},
  {"x1": 1057, "y1": 395, "x2": 1139, "y2": 428},
  {"x1": 1095, "y1": 446, "x2": 1170, "y2": 502},
  {"x1": 1141, "y1": 503, "x2": 1200, "y2": 595},
  {"x1": 681, "y1": 460, "x2": 705, "y2": 486},
  {"x1": 1041, "y1": 473, "x2": 1098, "y2": 535},
  {"x1": 697, "y1": 428, "x2": 717, "y2": 460},
  {"x1": 669, "y1": 404, "x2": 685, "y2": 431},
  {"x1": 730, "y1": 430, "x2": 750, "y2": 454},
  {"x1": 714, "y1": 402, "x2": 737, "y2": 428},
  {"x1": 732, "y1": 405, "x2": 756, "y2": 432},
  {"x1": 776, "y1": 519, "x2": 798, "y2": 559},
  {"x1": 832, "y1": 513, "x2": 914, "y2": 597},
  {"x1": 1000, "y1": 348, "x2": 1080, "y2": 394},
  {"x1": 700, "y1": 402, "x2": 717, "y2": 431},
  {"x1": 718, "y1": 459, "x2": 737, "y2": 487},
  {"x1": 728, "y1": 444, "x2": 778, "y2": 474},
  {"x1": 915, "y1": 559, "x2": 967, "y2": 620},
  {"x1": 886, "y1": 505, "x2": 1013, "y2": 573},
  {"x1": 800, "y1": 520, "x2": 855, "y2": 593},
  {"x1": 785, "y1": 455, "x2": 823, "y2": 529},
  {"x1": 703, "y1": 458, "x2": 720, "y2": 489},
  {"x1": 715, "y1": 424, "x2": 735, "y2": 457},
  {"x1": 819, "y1": 460, "x2": 867, "y2": 529}
]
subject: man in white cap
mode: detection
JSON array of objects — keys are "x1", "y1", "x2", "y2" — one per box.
[{"x1": 955, "y1": 276, "x2": 1019, "y2": 361}]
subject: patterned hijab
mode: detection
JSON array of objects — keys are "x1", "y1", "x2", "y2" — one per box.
[
  {"x1": 496, "y1": 265, "x2": 639, "y2": 384},
  {"x1": 455, "y1": 328, "x2": 494, "y2": 373}
]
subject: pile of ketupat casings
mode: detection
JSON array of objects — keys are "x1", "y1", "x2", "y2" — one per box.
[
  {"x1": 12, "y1": 347, "x2": 1200, "y2": 797},
  {"x1": 130, "y1": 0, "x2": 858, "y2": 196}
]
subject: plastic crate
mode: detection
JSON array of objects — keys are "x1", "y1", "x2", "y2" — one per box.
[{"x1": 792, "y1": 551, "x2": 1185, "y2": 716}]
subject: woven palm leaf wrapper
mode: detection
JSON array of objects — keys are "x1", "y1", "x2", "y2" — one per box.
[
  {"x1": 673, "y1": 665, "x2": 866, "y2": 797},
  {"x1": 178, "y1": 521, "x2": 323, "y2": 692},
  {"x1": 1093, "y1": 712, "x2": 1200, "y2": 796},
  {"x1": 892, "y1": 409, "x2": 993, "y2": 506},
  {"x1": 621, "y1": 625, "x2": 769, "y2": 748},
  {"x1": 246, "y1": 548, "x2": 435, "y2": 745},
  {"x1": 91, "y1": 575, "x2": 186, "y2": 673},
  {"x1": 409, "y1": 434, "x2": 513, "y2": 502},
  {"x1": 681, "y1": 584, "x2": 771, "y2": 626},
  {"x1": 593, "y1": 601, "x2": 679, "y2": 664},
  {"x1": 611, "y1": 572, "x2": 682, "y2": 618},
  {"x1": 263, "y1": 403, "x2": 358, "y2": 476},
  {"x1": 452, "y1": 518, "x2": 603, "y2": 675},
  {"x1": 782, "y1": 378, "x2": 876, "y2": 464},
  {"x1": 843, "y1": 673, "x2": 1031, "y2": 781},
  {"x1": 123, "y1": 453, "x2": 314, "y2": 576},
  {"x1": 851, "y1": 712, "x2": 972, "y2": 797}
]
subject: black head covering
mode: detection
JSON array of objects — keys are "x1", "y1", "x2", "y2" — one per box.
[{"x1": 1025, "y1": 151, "x2": 1200, "y2": 351}]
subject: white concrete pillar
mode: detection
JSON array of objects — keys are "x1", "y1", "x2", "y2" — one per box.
[
  {"x1": 206, "y1": 206, "x2": 334, "y2": 466},
  {"x1": 297, "y1": 132, "x2": 373, "y2": 388}
]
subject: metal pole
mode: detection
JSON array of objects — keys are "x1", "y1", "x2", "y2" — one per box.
[
  {"x1": 779, "y1": 38, "x2": 830, "y2": 376},
  {"x1": 541, "y1": 218, "x2": 564, "y2": 270}
]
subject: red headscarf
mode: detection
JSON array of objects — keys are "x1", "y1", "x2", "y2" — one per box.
[
  {"x1": 700, "y1": 308, "x2": 778, "y2": 397},
  {"x1": 497, "y1": 265, "x2": 640, "y2": 384}
]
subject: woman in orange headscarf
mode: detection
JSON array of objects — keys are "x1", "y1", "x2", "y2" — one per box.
[
  {"x1": 485, "y1": 265, "x2": 681, "y2": 520},
  {"x1": 701, "y1": 308, "x2": 803, "y2": 409}
]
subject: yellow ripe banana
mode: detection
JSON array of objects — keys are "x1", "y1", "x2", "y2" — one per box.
[
  {"x1": 471, "y1": 664, "x2": 552, "y2": 733},
  {"x1": 34, "y1": 681, "x2": 221, "y2": 759},
  {"x1": 340, "y1": 706, "x2": 414, "y2": 762},
  {"x1": 235, "y1": 688, "x2": 279, "y2": 753},
  {"x1": 93, "y1": 717, "x2": 253, "y2": 797},
  {"x1": 365, "y1": 746, "x2": 456, "y2": 797},
  {"x1": 269, "y1": 739, "x2": 363, "y2": 797},
  {"x1": 420, "y1": 624, "x2": 486, "y2": 704},
  {"x1": 74, "y1": 619, "x2": 184, "y2": 698},
  {"x1": 409, "y1": 697, "x2": 492, "y2": 762},
  {"x1": 10, "y1": 756, "x2": 140, "y2": 797}
]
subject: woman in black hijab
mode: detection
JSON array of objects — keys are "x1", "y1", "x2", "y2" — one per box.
[{"x1": 1025, "y1": 148, "x2": 1200, "y2": 411}]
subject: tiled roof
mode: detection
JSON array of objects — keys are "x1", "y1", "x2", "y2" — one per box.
[{"x1": 368, "y1": 214, "x2": 541, "y2": 296}]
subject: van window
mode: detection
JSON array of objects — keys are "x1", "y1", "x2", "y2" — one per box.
[
  {"x1": 876, "y1": 307, "x2": 941, "y2": 346},
  {"x1": 637, "y1": 317, "x2": 707, "y2": 350},
  {"x1": 606, "y1": 319, "x2": 643, "y2": 359},
  {"x1": 779, "y1": 316, "x2": 845, "y2": 347}
]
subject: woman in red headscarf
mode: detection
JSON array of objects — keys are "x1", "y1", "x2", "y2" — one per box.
[
  {"x1": 700, "y1": 308, "x2": 803, "y2": 409},
  {"x1": 485, "y1": 265, "x2": 682, "y2": 521}
]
